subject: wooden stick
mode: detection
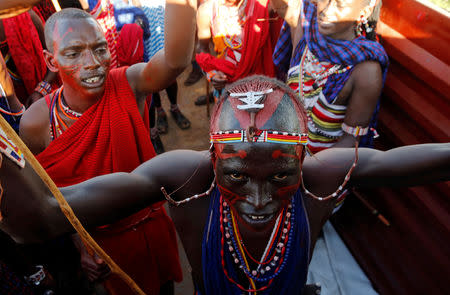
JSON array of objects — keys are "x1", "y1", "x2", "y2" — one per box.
[
  {"x1": 51, "y1": 0, "x2": 61, "y2": 11},
  {"x1": 205, "y1": 78, "x2": 210, "y2": 117},
  {"x1": 352, "y1": 188, "x2": 390, "y2": 226},
  {"x1": 0, "y1": 115, "x2": 147, "y2": 295}
]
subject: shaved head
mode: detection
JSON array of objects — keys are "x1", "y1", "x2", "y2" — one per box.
[
  {"x1": 44, "y1": 8, "x2": 97, "y2": 52},
  {"x1": 210, "y1": 75, "x2": 308, "y2": 134}
]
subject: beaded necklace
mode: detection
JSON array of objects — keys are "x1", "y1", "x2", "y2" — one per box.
[
  {"x1": 219, "y1": 196, "x2": 294, "y2": 292},
  {"x1": 299, "y1": 45, "x2": 352, "y2": 99},
  {"x1": 202, "y1": 188, "x2": 310, "y2": 295},
  {"x1": 58, "y1": 88, "x2": 83, "y2": 119}
]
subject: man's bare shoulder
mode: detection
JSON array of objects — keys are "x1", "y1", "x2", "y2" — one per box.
[
  {"x1": 351, "y1": 61, "x2": 382, "y2": 89},
  {"x1": 19, "y1": 97, "x2": 50, "y2": 155}
]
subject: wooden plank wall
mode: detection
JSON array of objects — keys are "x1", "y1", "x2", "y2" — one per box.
[{"x1": 332, "y1": 1, "x2": 450, "y2": 294}]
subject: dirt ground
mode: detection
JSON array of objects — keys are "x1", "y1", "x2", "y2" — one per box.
[{"x1": 158, "y1": 66, "x2": 212, "y2": 294}]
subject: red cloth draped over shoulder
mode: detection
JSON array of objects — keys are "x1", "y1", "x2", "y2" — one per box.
[
  {"x1": 37, "y1": 67, "x2": 182, "y2": 295},
  {"x1": 196, "y1": 0, "x2": 276, "y2": 82},
  {"x1": 2, "y1": 12, "x2": 47, "y2": 96},
  {"x1": 37, "y1": 67, "x2": 155, "y2": 185}
]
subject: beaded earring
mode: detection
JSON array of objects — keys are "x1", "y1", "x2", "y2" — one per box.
[{"x1": 356, "y1": 0, "x2": 378, "y2": 36}]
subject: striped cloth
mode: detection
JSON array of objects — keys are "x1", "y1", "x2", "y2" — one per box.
[
  {"x1": 273, "y1": 0, "x2": 389, "y2": 149},
  {"x1": 141, "y1": 0, "x2": 166, "y2": 61},
  {"x1": 286, "y1": 48, "x2": 350, "y2": 153}
]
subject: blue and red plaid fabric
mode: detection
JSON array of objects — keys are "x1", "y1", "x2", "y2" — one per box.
[{"x1": 273, "y1": 0, "x2": 389, "y2": 147}]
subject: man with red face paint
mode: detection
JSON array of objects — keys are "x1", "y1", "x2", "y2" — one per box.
[
  {"x1": 18, "y1": 1, "x2": 197, "y2": 294},
  {"x1": 1, "y1": 76, "x2": 449, "y2": 294}
]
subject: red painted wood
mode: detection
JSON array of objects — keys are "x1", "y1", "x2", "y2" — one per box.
[{"x1": 332, "y1": 1, "x2": 450, "y2": 294}]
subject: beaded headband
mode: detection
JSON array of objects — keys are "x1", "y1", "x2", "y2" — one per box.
[{"x1": 210, "y1": 130, "x2": 308, "y2": 145}]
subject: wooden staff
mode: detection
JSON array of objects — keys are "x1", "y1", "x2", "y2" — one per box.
[
  {"x1": 0, "y1": 115, "x2": 147, "y2": 295},
  {"x1": 352, "y1": 188, "x2": 390, "y2": 226},
  {"x1": 205, "y1": 78, "x2": 210, "y2": 117},
  {"x1": 51, "y1": 0, "x2": 61, "y2": 11}
]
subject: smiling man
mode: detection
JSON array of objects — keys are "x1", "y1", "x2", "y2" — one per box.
[
  {"x1": 2, "y1": 76, "x2": 449, "y2": 294},
  {"x1": 18, "y1": 2, "x2": 197, "y2": 295}
]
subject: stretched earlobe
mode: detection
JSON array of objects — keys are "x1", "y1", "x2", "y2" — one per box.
[{"x1": 43, "y1": 50, "x2": 59, "y2": 73}]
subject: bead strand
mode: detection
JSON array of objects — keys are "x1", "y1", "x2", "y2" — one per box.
[
  {"x1": 301, "y1": 141, "x2": 359, "y2": 201},
  {"x1": 161, "y1": 177, "x2": 215, "y2": 206}
]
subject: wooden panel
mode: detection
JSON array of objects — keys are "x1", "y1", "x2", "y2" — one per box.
[{"x1": 332, "y1": 0, "x2": 450, "y2": 294}]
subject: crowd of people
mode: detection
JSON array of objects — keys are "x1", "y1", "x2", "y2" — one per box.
[{"x1": 0, "y1": 0, "x2": 448, "y2": 295}]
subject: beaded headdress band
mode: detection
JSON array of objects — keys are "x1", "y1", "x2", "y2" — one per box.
[{"x1": 210, "y1": 130, "x2": 308, "y2": 145}]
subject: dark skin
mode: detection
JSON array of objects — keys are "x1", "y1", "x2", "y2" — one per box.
[
  {"x1": 271, "y1": 0, "x2": 382, "y2": 148},
  {"x1": 1, "y1": 129, "x2": 449, "y2": 293},
  {"x1": 17, "y1": 0, "x2": 198, "y2": 283},
  {"x1": 20, "y1": 0, "x2": 198, "y2": 154}
]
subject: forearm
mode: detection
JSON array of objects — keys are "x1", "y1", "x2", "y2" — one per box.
[
  {"x1": 0, "y1": 52, "x2": 23, "y2": 111},
  {"x1": 271, "y1": 0, "x2": 302, "y2": 37},
  {"x1": 132, "y1": 0, "x2": 197, "y2": 95},
  {"x1": 0, "y1": 0, "x2": 41, "y2": 18},
  {"x1": 0, "y1": 160, "x2": 163, "y2": 244},
  {"x1": 60, "y1": 173, "x2": 165, "y2": 230},
  {"x1": 353, "y1": 143, "x2": 450, "y2": 188},
  {"x1": 164, "y1": 0, "x2": 197, "y2": 70}
]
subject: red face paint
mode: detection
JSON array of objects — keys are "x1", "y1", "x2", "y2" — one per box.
[
  {"x1": 217, "y1": 183, "x2": 246, "y2": 206},
  {"x1": 215, "y1": 149, "x2": 247, "y2": 160},
  {"x1": 52, "y1": 18, "x2": 111, "y2": 104}
]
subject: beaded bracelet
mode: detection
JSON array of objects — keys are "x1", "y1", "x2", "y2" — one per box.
[
  {"x1": 34, "y1": 81, "x2": 52, "y2": 97},
  {"x1": 24, "y1": 265, "x2": 46, "y2": 286},
  {"x1": 341, "y1": 122, "x2": 369, "y2": 137}
]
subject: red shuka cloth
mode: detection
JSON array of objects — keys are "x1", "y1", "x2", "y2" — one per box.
[
  {"x1": 2, "y1": 12, "x2": 47, "y2": 96},
  {"x1": 37, "y1": 67, "x2": 182, "y2": 295},
  {"x1": 196, "y1": 0, "x2": 276, "y2": 82}
]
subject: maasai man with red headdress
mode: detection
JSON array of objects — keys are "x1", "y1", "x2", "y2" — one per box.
[
  {"x1": 1, "y1": 76, "x2": 449, "y2": 295},
  {"x1": 195, "y1": 0, "x2": 283, "y2": 103},
  {"x1": 19, "y1": 2, "x2": 198, "y2": 294}
]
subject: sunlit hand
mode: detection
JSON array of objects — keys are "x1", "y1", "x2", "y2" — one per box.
[{"x1": 211, "y1": 71, "x2": 227, "y2": 91}]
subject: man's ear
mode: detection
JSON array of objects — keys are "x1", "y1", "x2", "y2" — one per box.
[{"x1": 43, "y1": 49, "x2": 59, "y2": 73}]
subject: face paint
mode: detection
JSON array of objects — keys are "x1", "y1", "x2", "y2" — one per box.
[
  {"x1": 53, "y1": 18, "x2": 111, "y2": 102},
  {"x1": 217, "y1": 183, "x2": 246, "y2": 206},
  {"x1": 215, "y1": 148, "x2": 247, "y2": 160},
  {"x1": 214, "y1": 143, "x2": 302, "y2": 232}
]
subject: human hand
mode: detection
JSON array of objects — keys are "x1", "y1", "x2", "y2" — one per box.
[
  {"x1": 80, "y1": 251, "x2": 111, "y2": 282},
  {"x1": 72, "y1": 234, "x2": 111, "y2": 282},
  {"x1": 211, "y1": 71, "x2": 227, "y2": 90}
]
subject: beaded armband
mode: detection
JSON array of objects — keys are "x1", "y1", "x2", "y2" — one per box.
[
  {"x1": 34, "y1": 81, "x2": 52, "y2": 97},
  {"x1": 210, "y1": 130, "x2": 308, "y2": 145},
  {"x1": 341, "y1": 122, "x2": 369, "y2": 137},
  {"x1": 0, "y1": 126, "x2": 25, "y2": 168},
  {"x1": 24, "y1": 265, "x2": 46, "y2": 286}
]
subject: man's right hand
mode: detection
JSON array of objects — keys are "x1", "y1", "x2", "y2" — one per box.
[
  {"x1": 211, "y1": 71, "x2": 228, "y2": 91},
  {"x1": 73, "y1": 234, "x2": 111, "y2": 282}
]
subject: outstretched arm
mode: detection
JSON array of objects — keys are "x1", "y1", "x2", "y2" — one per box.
[
  {"x1": 351, "y1": 143, "x2": 450, "y2": 187},
  {"x1": 126, "y1": 0, "x2": 197, "y2": 99},
  {"x1": 270, "y1": 0, "x2": 303, "y2": 46},
  {"x1": 304, "y1": 143, "x2": 450, "y2": 196},
  {"x1": 0, "y1": 0, "x2": 41, "y2": 18},
  {"x1": 0, "y1": 148, "x2": 212, "y2": 244}
]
